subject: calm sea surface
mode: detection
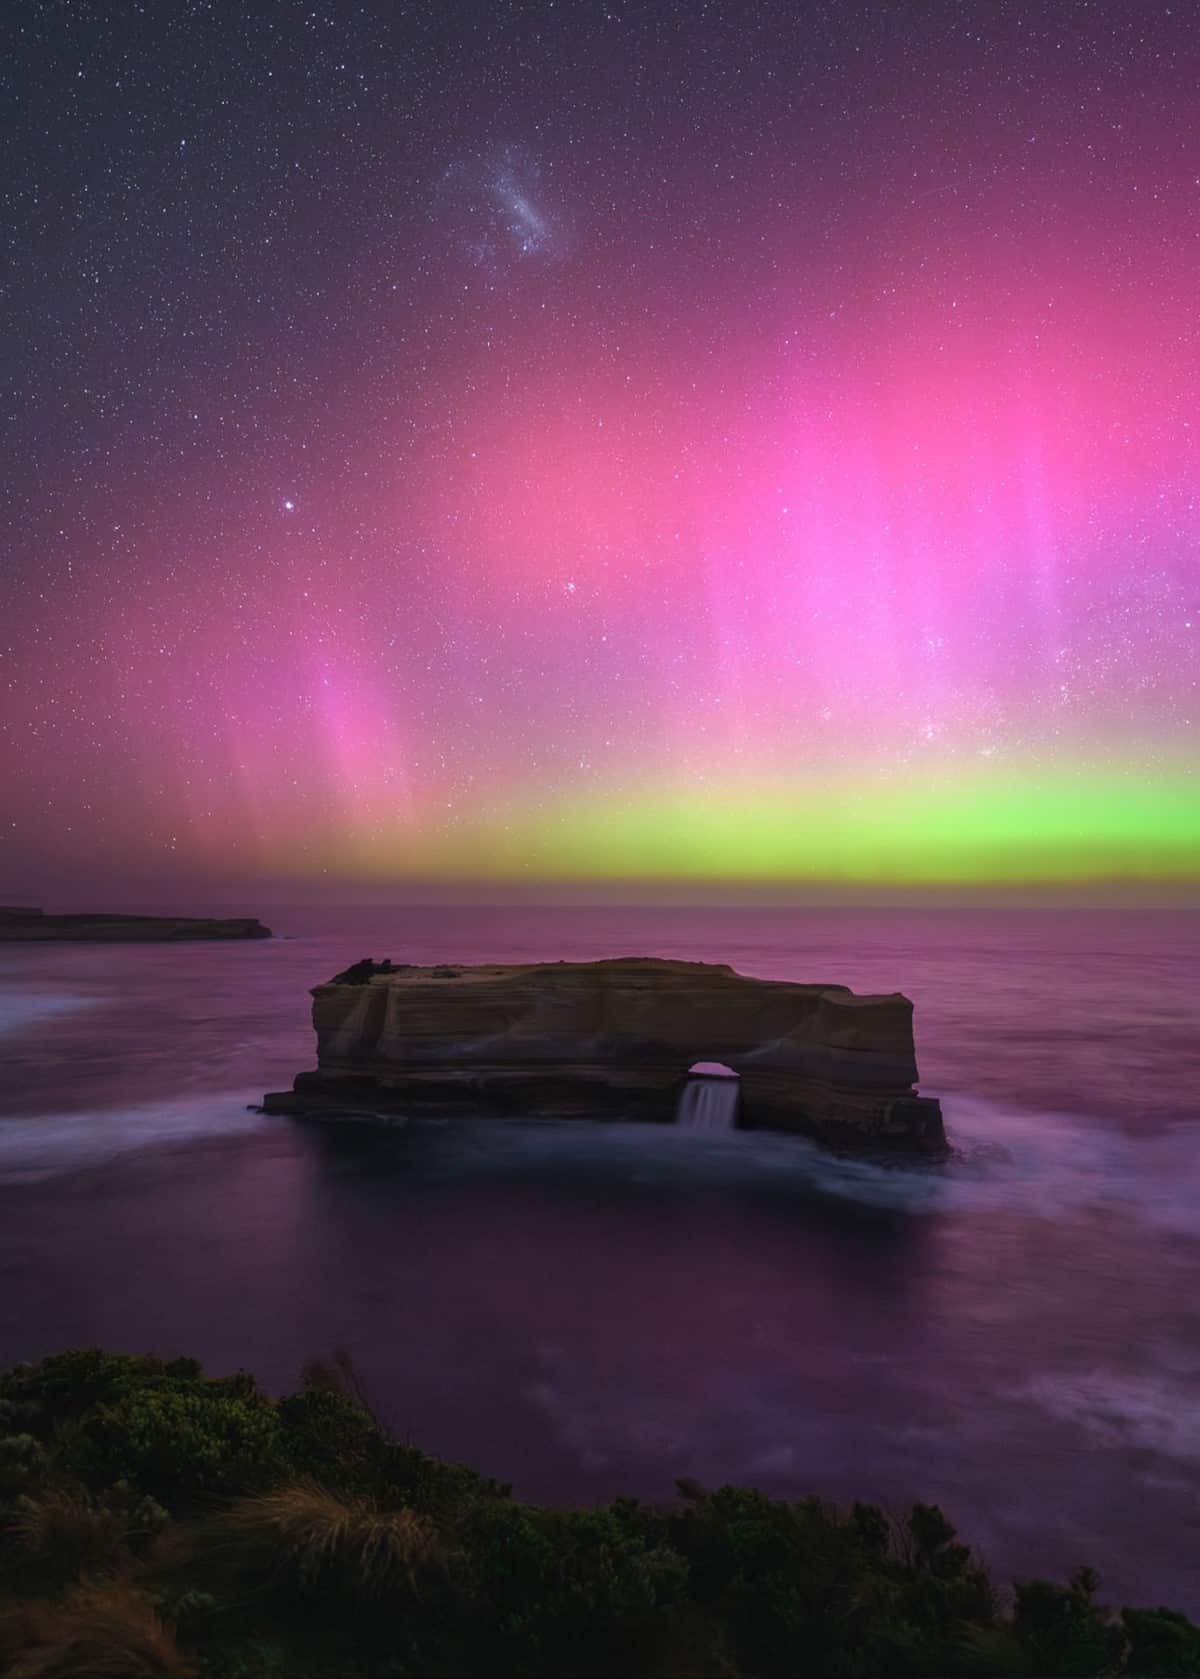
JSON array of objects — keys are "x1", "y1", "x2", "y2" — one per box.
[{"x1": 1, "y1": 906, "x2": 1198, "y2": 1611}]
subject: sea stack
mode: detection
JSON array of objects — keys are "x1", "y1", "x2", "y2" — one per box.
[{"x1": 264, "y1": 957, "x2": 945, "y2": 1153}]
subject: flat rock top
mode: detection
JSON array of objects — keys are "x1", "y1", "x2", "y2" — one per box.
[
  {"x1": 340, "y1": 957, "x2": 740, "y2": 985},
  {"x1": 322, "y1": 956, "x2": 890, "y2": 1002}
]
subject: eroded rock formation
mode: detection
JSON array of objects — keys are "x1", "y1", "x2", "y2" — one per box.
[{"x1": 263, "y1": 957, "x2": 945, "y2": 1152}]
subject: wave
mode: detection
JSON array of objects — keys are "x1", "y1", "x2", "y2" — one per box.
[{"x1": 0, "y1": 1092, "x2": 270, "y2": 1185}]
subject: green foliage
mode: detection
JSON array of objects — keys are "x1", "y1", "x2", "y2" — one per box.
[
  {"x1": 943, "y1": 1621, "x2": 1035, "y2": 1677},
  {"x1": 848, "y1": 1500, "x2": 890, "y2": 1559},
  {"x1": 0, "y1": 1349, "x2": 204, "y2": 1430},
  {"x1": 62, "y1": 1384, "x2": 288, "y2": 1507},
  {"x1": 1, "y1": 1347, "x2": 1197, "y2": 1679},
  {"x1": 665, "y1": 1486, "x2": 1007, "y2": 1679},
  {"x1": 1, "y1": 1349, "x2": 286, "y2": 1511},
  {"x1": 888, "y1": 1502, "x2": 998, "y2": 1663},
  {"x1": 1012, "y1": 1569, "x2": 1126, "y2": 1677},
  {"x1": 0, "y1": 1431, "x2": 48, "y2": 1493},
  {"x1": 194, "y1": 1641, "x2": 302, "y2": 1679},
  {"x1": 1121, "y1": 1605, "x2": 1200, "y2": 1676},
  {"x1": 455, "y1": 1498, "x2": 688, "y2": 1675},
  {"x1": 155, "y1": 1589, "x2": 219, "y2": 1642},
  {"x1": 373, "y1": 1438, "x2": 511, "y2": 1517},
  {"x1": 274, "y1": 1388, "x2": 385, "y2": 1489},
  {"x1": 667, "y1": 1485, "x2": 892, "y2": 1676}
]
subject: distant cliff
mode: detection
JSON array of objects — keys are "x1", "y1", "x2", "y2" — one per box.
[
  {"x1": 0, "y1": 907, "x2": 272, "y2": 941},
  {"x1": 264, "y1": 956, "x2": 945, "y2": 1152}
]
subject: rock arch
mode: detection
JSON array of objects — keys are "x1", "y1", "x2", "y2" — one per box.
[{"x1": 264, "y1": 957, "x2": 944, "y2": 1153}]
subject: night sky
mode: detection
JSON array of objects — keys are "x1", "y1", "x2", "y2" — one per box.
[{"x1": 3, "y1": 1, "x2": 1198, "y2": 899}]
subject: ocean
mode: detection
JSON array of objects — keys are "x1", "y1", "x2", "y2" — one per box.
[{"x1": 1, "y1": 905, "x2": 1197, "y2": 1612}]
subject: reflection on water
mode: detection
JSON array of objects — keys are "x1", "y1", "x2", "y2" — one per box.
[{"x1": 0, "y1": 906, "x2": 1198, "y2": 1611}]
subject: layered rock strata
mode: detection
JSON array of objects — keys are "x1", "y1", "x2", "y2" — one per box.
[
  {"x1": 0, "y1": 908, "x2": 272, "y2": 941},
  {"x1": 263, "y1": 957, "x2": 945, "y2": 1153}
]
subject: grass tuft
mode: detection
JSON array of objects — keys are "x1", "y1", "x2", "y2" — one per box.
[
  {"x1": 1, "y1": 1582, "x2": 196, "y2": 1677},
  {"x1": 8, "y1": 1486, "x2": 171, "y2": 1584},
  {"x1": 8, "y1": 1489, "x2": 128, "y2": 1580},
  {"x1": 188, "y1": 1480, "x2": 447, "y2": 1603}
]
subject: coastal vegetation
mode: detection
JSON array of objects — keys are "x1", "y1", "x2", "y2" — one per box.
[{"x1": 1, "y1": 1349, "x2": 1196, "y2": 1678}]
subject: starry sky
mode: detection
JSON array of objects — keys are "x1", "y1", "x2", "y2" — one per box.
[{"x1": 3, "y1": 0, "x2": 1198, "y2": 902}]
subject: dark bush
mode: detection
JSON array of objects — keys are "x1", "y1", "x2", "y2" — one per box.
[
  {"x1": 1120, "y1": 1605, "x2": 1200, "y2": 1677},
  {"x1": 1012, "y1": 1570, "x2": 1126, "y2": 1677},
  {"x1": 274, "y1": 1387, "x2": 385, "y2": 1489},
  {"x1": 0, "y1": 1431, "x2": 48, "y2": 1494},
  {"x1": 373, "y1": 1438, "x2": 511, "y2": 1517},
  {"x1": 456, "y1": 1498, "x2": 688, "y2": 1675}
]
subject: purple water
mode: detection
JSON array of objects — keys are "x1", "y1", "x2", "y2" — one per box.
[{"x1": 1, "y1": 906, "x2": 1198, "y2": 1611}]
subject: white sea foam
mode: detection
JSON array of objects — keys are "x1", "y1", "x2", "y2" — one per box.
[
  {"x1": 953, "y1": 1096, "x2": 1200, "y2": 1236},
  {"x1": 797, "y1": 1094, "x2": 1200, "y2": 1235},
  {"x1": 0, "y1": 989, "x2": 96, "y2": 1035},
  {"x1": 0, "y1": 1092, "x2": 270, "y2": 1185},
  {"x1": 417, "y1": 1097, "x2": 1200, "y2": 1236},
  {"x1": 1016, "y1": 1369, "x2": 1200, "y2": 1465}
]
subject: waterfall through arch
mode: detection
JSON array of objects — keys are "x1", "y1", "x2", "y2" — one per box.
[{"x1": 675, "y1": 1063, "x2": 740, "y2": 1130}]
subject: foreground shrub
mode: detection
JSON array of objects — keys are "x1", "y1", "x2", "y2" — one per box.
[
  {"x1": 0, "y1": 1582, "x2": 196, "y2": 1678},
  {"x1": 1013, "y1": 1569, "x2": 1125, "y2": 1677},
  {"x1": 373, "y1": 1437, "x2": 512, "y2": 1517},
  {"x1": 1121, "y1": 1605, "x2": 1200, "y2": 1677},
  {"x1": 667, "y1": 1485, "x2": 894, "y2": 1676},
  {"x1": 0, "y1": 1351, "x2": 206, "y2": 1429},
  {"x1": 273, "y1": 1387, "x2": 388, "y2": 1490},
  {"x1": 663, "y1": 1486, "x2": 1007, "y2": 1678},
  {"x1": 457, "y1": 1499, "x2": 689, "y2": 1675},
  {"x1": 2, "y1": 1350, "x2": 289, "y2": 1510},
  {"x1": 62, "y1": 1384, "x2": 288, "y2": 1508},
  {"x1": 3, "y1": 1348, "x2": 1198, "y2": 1678}
]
